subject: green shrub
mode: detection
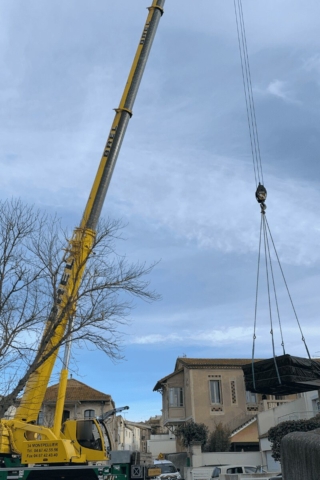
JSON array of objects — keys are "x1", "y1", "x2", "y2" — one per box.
[
  {"x1": 175, "y1": 420, "x2": 209, "y2": 448},
  {"x1": 268, "y1": 414, "x2": 320, "y2": 462}
]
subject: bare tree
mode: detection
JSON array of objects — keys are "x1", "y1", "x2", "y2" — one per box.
[{"x1": 0, "y1": 198, "x2": 159, "y2": 418}]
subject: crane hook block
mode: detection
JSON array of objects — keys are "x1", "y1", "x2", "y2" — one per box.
[{"x1": 255, "y1": 183, "x2": 267, "y2": 204}]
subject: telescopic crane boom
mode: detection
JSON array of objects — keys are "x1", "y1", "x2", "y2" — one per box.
[{"x1": 0, "y1": 0, "x2": 165, "y2": 473}]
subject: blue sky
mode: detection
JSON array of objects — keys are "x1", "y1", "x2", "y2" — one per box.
[{"x1": 2, "y1": 0, "x2": 320, "y2": 421}]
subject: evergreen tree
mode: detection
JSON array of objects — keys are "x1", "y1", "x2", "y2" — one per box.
[{"x1": 204, "y1": 422, "x2": 231, "y2": 452}]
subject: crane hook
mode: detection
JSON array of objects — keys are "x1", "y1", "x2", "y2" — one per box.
[{"x1": 255, "y1": 183, "x2": 267, "y2": 212}]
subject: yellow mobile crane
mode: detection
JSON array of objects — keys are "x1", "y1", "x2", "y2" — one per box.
[{"x1": 0, "y1": 1, "x2": 165, "y2": 479}]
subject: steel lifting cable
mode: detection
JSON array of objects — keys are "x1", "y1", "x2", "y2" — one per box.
[
  {"x1": 265, "y1": 218, "x2": 312, "y2": 360},
  {"x1": 252, "y1": 198, "x2": 282, "y2": 386},
  {"x1": 251, "y1": 214, "x2": 262, "y2": 390},
  {"x1": 234, "y1": 0, "x2": 311, "y2": 388},
  {"x1": 234, "y1": 0, "x2": 281, "y2": 380},
  {"x1": 234, "y1": 0, "x2": 263, "y2": 188},
  {"x1": 261, "y1": 202, "x2": 282, "y2": 385},
  {"x1": 263, "y1": 221, "x2": 286, "y2": 358}
]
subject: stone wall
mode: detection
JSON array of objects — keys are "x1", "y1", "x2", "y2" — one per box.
[{"x1": 281, "y1": 427, "x2": 320, "y2": 480}]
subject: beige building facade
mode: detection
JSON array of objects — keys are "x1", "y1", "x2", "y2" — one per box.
[
  {"x1": 154, "y1": 357, "x2": 297, "y2": 451},
  {"x1": 116, "y1": 417, "x2": 151, "y2": 453}
]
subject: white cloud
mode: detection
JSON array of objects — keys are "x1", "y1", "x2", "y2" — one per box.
[
  {"x1": 110, "y1": 145, "x2": 320, "y2": 267},
  {"x1": 266, "y1": 80, "x2": 299, "y2": 104},
  {"x1": 1, "y1": 0, "x2": 320, "y2": 422},
  {"x1": 129, "y1": 326, "x2": 252, "y2": 346},
  {"x1": 303, "y1": 54, "x2": 320, "y2": 73}
]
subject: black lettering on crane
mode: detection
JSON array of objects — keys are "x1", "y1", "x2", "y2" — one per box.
[
  {"x1": 103, "y1": 126, "x2": 117, "y2": 158},
  {"x1": 56, "y1": 288, "x2": 64, "y2": 304},
  {"x1": 140, "y1": 23, "x2": 149, "y2": 45},
  {"x1": 65, "y1": 259, "x2": 74, "y2": 270},
  {"x1": 60, "y1": 273, "x2": 70, "y2": 286}
]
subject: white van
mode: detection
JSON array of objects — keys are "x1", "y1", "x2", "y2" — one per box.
[
  {"x1": 153, "y1": 460, "x2": 182, "y2": 480},
  {"x1": 211, "y1": 465, "x2": 268, "y2": 478}
]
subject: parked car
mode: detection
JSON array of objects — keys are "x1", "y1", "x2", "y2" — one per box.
[
  {"x1": 153, "y1": 460, "x2": 182, "y2": 480},
  {"x1": 211, "y1": 465, "x2": 268, "y2": 478}
]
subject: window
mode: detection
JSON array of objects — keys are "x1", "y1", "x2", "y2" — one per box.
[
  {"x1": 211, "y1": 467, "x2": 221, "y2": 478},
  {"x1": 37, "y1": 411, "x2": 44, "y2": 425},
  {"x1": 159, "y1": 465, "x2": 177, "y2": 474},
  {"x1": 227, "y1": 467, "x2": 243, "y2": 474},
  {"x1": 311, "y1": 398, "x2": 320, "y2": 414},
  {"x1": 230, "y1": 380, "x2": 237, "y2": 404},
  {"x1": 62, "y1": 410, "x2": 70, "y2": 423},
  {"x1": 251, "y1": 467, "x2": 267, "y2": 473},
  {"x1": 76, "y1": 419, "x2": 102, "y2": 450},
  {"x1": 246, "y1": 391, "x2": 257, "y2": 403},
  {"x1": 209, "y1": 380, "x2": 222, "y2": 404},
  {"x1": 84, "y1": 409, "x2": 95, "y2": 419},
  {"x1": 275, "y1": 395, "x2": 283, "y2": 400},
  {"x1": 245, "y1": 467, "x2": 257, "y2": 473},
  {"x1": 168, "y1": 387, "x2": 184, "y2": 407}
]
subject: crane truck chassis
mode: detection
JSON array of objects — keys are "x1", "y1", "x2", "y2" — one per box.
[
  {"x1": 0, "y1": 451, "x2": 164, "y2": 480},
  {"x1": 0, "y1": 1, "x2": 165, "y2": 479}
]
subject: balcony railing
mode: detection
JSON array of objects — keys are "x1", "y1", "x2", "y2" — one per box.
[
  {"x1": 261, "y1": 399, "x2": 291, "y2": 411},
  {"x1": 277, "y1": 410, "x2": 316, "y2": 423}
]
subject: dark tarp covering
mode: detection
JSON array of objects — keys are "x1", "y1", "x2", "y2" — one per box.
[{"x1": 242, "y1": 354, "x2": 320, "y2": 395}]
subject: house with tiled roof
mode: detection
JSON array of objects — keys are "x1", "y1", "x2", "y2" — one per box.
[
  {"x1": 44, "y1": 378, "x2": 113, "y2": 402},
  {"x1": 153, "y1": 357, "x2": 298, "y2": 452},
  {"x1": 43, "y1": 378, "x2": 114, "y2": 419},
  {"x1": 40, "y1": 378, "x2": 117, "y2": 448}
]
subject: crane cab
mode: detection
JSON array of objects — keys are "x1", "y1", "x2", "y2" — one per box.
[{"x1": 62, "y1": 418, "x2": 107, "y2": 462}]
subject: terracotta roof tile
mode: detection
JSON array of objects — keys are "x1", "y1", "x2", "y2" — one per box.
[
  {"x1": 44, "y1": 378, "x2": 112, "y2": 403},
  {"x1": 175, "y1": 357, "x2": 262, "y2": 370}
]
